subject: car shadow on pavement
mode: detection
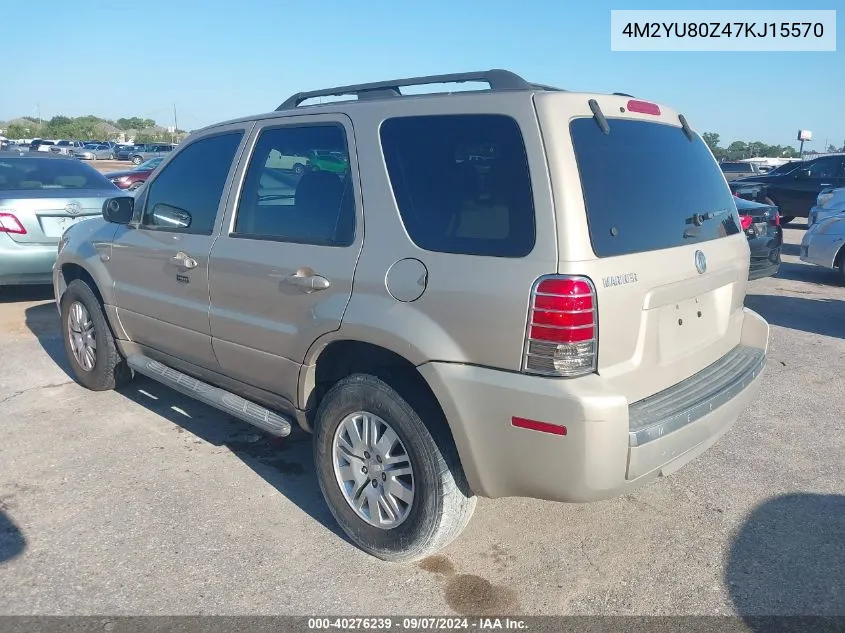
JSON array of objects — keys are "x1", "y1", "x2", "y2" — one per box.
[
  {"x1": 726, "y1": 493, "x2": 845, "y2": 620},
  {"x1": 22, "y1": 305, "x2": 347, "y2": 542},
  {"x1": 779, "y1": 242, "x2": 801, "y2": 257},
  {"x1": 744, "y1": 293, "x2": 845, "y2": 339},
  {"x1": 0, "y1": 509, "x2": 27, "y2": 564},
  {"x1": 774, "y1": 262, "x2": 842, "y2": 285},
  {"x1": 116, "y1": 375, "x2": 347, "y2": 540},
  {"x1": 0, "y1": 285, "x2": 53, "y2": 303}
]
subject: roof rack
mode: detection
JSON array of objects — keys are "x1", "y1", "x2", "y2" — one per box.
[{"x1": 276, "y1": 69, "x2": 559, "y2": 110}]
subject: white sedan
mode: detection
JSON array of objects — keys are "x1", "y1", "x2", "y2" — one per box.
[
  {"x1": 808, "y1": 187, "x2": 845, "y2": 227},
  {"x1": 800, "y1": 208, "x2": 845, "y2": 281}
]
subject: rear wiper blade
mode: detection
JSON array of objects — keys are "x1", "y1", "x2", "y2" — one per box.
[{"x1": 685, "y1": 208, "x2": 730, "y2": 227}]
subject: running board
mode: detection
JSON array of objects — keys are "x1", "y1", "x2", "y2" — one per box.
[{"x1": 126, "y1": 354, "x2": 292, "y2": 437}]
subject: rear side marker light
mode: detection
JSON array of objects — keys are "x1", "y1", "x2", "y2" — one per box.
[
  {"x1": 522, "y1": 275, "x2": 598, "y2": 377},
  {"x1": 627, "y1": 99, "x2": 661, "y2": 115},
  {"x1": 512, "y1": 416, "x2": 567, "y2": 436},
  {"x1": 0, "y1": 213, "x2": 26, "y2": 234}
]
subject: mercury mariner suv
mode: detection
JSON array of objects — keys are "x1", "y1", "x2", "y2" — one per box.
[{"x1": 53, "y1": 70, "x2": 769, "y2": 562}]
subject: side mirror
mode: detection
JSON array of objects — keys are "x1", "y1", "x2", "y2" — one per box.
[
  {"x1": 150, "y1": 203, "x2": 191, "y2": 229},
  {"x1": 102, "y1": 197, "x2": 134, "y2": 224}
]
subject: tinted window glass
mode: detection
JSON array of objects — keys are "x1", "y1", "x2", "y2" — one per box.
[
  {"x1": 0, "y1": 157, "x2": 116, "y2": 191},
  {"x1": 142, "y1": 131, "x2": 242, "y2": 234},
  {"x1": 380, "y1": 114, "x2": 535, "y2": 257},
  {"x1": 720, "y1": 163, "x2": 747, "y2": 172},
  {"x1": 234, "y1": 124, "x2": 354, "y2": 246},
  {"x1": 570, "y1": 118, "x2": 740, "y2": 258},
  {"x1": 805, "y1": 157, "x2": 845, "y2": 179}
]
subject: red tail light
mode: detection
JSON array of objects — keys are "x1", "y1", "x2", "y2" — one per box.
[
  {"x1": 523, "y1": 276, "x2": 597, "y2": 377},
  {"x1": 0, "y1": 213, "x2": 26, "y2": 234},
  {"x1": 626, "y1": 99, "x2": 661, "y2": 115},
  {"x1": 772, "y1": 210, "x2": 780, "y2": 226},
  {"x1": 740, "y1": 215, "x2": 753, "y2": 231}
]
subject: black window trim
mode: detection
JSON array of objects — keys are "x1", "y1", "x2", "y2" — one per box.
[
  {"x1": 137, "y1": 128, "x2": 246, "y2": 236},
  {"x1": 378, "y1": 112, "x2": 537, "y2": 259},
  {"x1": 228, "y1": 119, "x2": 358, "y2": 248}
]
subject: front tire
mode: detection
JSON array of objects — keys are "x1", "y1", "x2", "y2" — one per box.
[
  {"x1": 131, "y1": 155, "x2": 143, "y2": 165},
  {"x1": 313, "y1": 374, "x2": 476, "y2": 562},
  {"x1": 61, "y1": 279, "x2": 133, "y2": 391}
]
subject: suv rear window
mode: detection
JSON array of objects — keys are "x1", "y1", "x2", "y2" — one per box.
[
  {"x1": 380, "y1": 114, "x2": 535, "y2": 258},
  {"x1": 570, "y1": 118, "x2": 740, "y2": 258}
]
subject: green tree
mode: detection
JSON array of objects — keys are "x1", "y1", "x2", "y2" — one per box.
[
  {"x1": 827, "y1": 144, "x2": 838, "y2": 153},
  {"x1": 727, "y1": 141, "x2": 748, "y2": 159},
  {"x1": 702, "y1": 132, "x2": 720, "y2": 151},
  {"x1": 3, "y1": 123, "x2": 31, "y2": 139},
  {"x1": 116, "y1": 117, "x2": 156, "y2": 130}
]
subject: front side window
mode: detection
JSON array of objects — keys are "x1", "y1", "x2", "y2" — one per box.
[
  {"x1": 380, "y1": 114, "x2": 536, "y2": 258},
  {"x1": 141, "y1": 131, "x2": 243, "y2": 234},
  {"x1": 233, "y1": 124, "x2": 355, "y2": 246},
  {"x1": 805, "y1": 157, "x2": 845, "y2": 179}
]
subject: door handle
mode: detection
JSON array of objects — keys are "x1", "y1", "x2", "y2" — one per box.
[
  {"x1": 283, "y1": 271, "x2": 331, "y2": 292},
  {"x1": 171, "y1": 252, "x2": 198, "y2": 269}
]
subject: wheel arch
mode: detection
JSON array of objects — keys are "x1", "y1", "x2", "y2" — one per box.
[{"x1": 300, "y1": 339, "x2": 465, "y2": 480}]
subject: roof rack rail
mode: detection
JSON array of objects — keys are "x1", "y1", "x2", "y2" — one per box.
[{"x1": 276, "y1": 69, "x2": 557, "y2": 110}]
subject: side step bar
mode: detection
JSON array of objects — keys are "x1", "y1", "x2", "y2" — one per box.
[{"x1": 126, "y1": 354, "x2": 292, "y2": 437}]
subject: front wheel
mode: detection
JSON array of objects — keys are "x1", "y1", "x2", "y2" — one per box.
[
  {"x1": 313, "y1": 374, "x2": 476, "y2": 562},
  {"x1": 131, "y1": 155, "x2": 143, "y2": 165},
  {"x1": 108, "y1": 153, "x2": 115, "y2": 160},
  {"x1": 60, "y1": 279, "x2": 133, "y2": 391}
]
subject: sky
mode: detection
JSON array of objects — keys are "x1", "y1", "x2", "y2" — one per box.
[{"x1": 3, "y1": 0, "x2": 842, "y2": 149}]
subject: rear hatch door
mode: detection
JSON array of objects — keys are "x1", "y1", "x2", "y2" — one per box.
[{"x1": 535, "y1": 93, "x2": 750, "y2": 403}]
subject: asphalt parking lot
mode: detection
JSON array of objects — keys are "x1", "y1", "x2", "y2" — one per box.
[{"x1": 0, "y1": 223, "x2": 843, "y2": 616}]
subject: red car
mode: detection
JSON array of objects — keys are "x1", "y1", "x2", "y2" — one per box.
[{"x1": 102, "y1": 156, "x2": 164, "y2": 191}]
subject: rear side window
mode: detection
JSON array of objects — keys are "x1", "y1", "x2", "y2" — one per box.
[
  {"x1": 380, "y1": 114, "x2": 535, "y2": 257},
  {"x1": 141, "y1": 131, "x2": 243, "y2": 234},
  {"x1": 721, "y1": 163, "x2": 746, "y2": 172},
  {"x1": 233, "y1": 124, "x2": 355, "y2": 246},
  {"x1": 570, "y1": 118, "x2": 740, "y2": 258}
]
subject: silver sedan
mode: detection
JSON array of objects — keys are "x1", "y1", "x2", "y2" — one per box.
[
  {"x1": 73, "y1": 144, "x2": 116, "y2": 161},
  {"x1": 800, "y1": 212, "x2": 845, "y2": 281}
]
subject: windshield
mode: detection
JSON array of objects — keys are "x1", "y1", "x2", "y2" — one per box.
[
  {"x1": 0, "y1": 158, "x2": 117, "y2": 191},
  {"x1": 135, "y1": 157, "x2": 163, "y2": 170},
  {"x1": 767, "y1": 162, "x2": 802, "y2": 175},
  {"x1": 570, "y1": 118, "x2": 740, "y2": 257}
]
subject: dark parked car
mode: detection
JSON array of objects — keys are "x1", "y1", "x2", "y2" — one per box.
[
  {"x1": 720, "y1": 161, "x2": 761, "y2": 181},
  {"x1": 730, "y1": 154, "x2": 845, "y2": 224},
  {"x1": 734, "y1": 194, "x2": 782, "y2": 280},
  {"x1": 102, "y1": 156, "x2": 164, "y2": 190}
]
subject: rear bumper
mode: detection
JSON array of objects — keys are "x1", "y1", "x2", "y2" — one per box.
[
  {"x1": 747, "y1": 232, "x2": 782, "y2": 280},
  {"x1": 0, "y1": 235, "x2": 58, "y2": 286},
  {"x1": 420, "y1": 308, "x2": 769, "y2": 502}
]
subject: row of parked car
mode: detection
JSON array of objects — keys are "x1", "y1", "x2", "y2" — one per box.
[{"x1": 12, "y1": 139, "x2": 176, "y2": 165}]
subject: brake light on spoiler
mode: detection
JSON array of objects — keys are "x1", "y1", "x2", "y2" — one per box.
[{"x1": 627, "y1": 99, "x2": 661, "y2": 116}]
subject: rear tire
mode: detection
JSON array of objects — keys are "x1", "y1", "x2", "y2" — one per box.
[
  {"x1": 313, "y1": 373, "x2": 476, "y2": 562},
  {"x1": 60, "y1": 279, "x2": 133, "y2": 391},
  {"x1": 131, "y1": 155, "x2": 143, "y2": 165}
]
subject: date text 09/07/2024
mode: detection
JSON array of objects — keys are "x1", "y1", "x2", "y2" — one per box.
[
  {"x1": 621, "y1": 21, "x2": 824, "y2": 39},
  {"x1": 307, "y1": 617, "x2": 528, "y2": 630}
]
